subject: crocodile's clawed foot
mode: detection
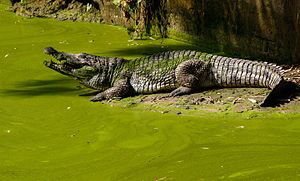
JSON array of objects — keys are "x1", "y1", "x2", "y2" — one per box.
[
  {"x1": 90, "y1": 96, "x2": 105, "y2": 102},
  {"x1": 169, "y1": 87, "x2": 193, "y2": 97},
  {"x1": 89, "y1": 90, "x2": 103, "y2": 101}
]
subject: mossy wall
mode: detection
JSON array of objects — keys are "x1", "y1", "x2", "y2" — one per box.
[
  {"x1": 167, "y1": 0, "x2": 300, "y2": 64},
  {"x1": 11, "y1": 0, "x2": 300, "y2": 63}
]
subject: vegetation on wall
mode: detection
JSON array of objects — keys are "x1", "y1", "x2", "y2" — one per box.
[{"x1": 111, "y1": 0, "x2": 168, "y2": 39}]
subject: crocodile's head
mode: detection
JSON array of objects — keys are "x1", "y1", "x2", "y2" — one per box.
[{"x1": 44, "y1": 47, "x2": 108, "y2": 90}]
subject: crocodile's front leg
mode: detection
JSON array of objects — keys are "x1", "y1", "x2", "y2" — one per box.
[{"x1": 90, "y1": 79, "x2": 133, "y2": 101}]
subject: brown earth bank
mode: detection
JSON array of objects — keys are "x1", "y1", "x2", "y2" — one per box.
[
  {"x1": 11, "y1": 0, "x2": 300, "y2": 64},
  {"x1": 106, "y1": 86, "x2": 300, "y2": 114}
]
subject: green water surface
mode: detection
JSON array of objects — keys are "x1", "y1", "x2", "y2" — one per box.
[{"x1": 1, "y1": 1, "x2": 300, "y2": 180}]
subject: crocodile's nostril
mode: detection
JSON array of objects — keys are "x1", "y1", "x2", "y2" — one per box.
[{"x1": 44, "y1": 47, "x2": 57, "y2": 55}]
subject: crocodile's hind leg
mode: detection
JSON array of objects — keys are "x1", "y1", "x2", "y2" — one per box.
[
  {"x1": 90, "y1": 79, "x2": 133, "y2": 101},
  {"x1": 170, "y1": 59, "x2": 210, "y2": 96}
]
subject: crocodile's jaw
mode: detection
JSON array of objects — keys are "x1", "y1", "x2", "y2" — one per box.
[
  {"x1": 44, "y1": 59, "x2": 75, "y2": 77},
  {"x1": 44, "y1": 47, "x2": 113, "y2": 91},
  {"x1": 44, "y1": 59, "x2": 105, "y2": 91},
  {"x1": 44, "y1": 46, "x2": 99, "y2": 78}
]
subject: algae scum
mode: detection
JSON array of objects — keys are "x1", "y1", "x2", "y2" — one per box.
[{"x1": 1, "y1": 1, "x2": 300, "y2": 180}]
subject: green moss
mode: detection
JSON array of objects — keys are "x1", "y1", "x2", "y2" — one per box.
[{"x1": 1, "y1": 1, "x2": 300, "y2": 180}]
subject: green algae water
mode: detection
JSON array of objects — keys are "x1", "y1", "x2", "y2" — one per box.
[{"x1": 1, "y1": 1, "x2": 300, "y2": 180}]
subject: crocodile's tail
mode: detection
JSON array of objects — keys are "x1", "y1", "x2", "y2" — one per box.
[
  {"x1": 209, "y1": 56, "x2": 284, "y2": 89},
  {"x1": 264, "y1": 63, "x2": 284, "y2": 89},
  {"x1": 208, "y1": 55, "x2": 296, "y2": 107}
]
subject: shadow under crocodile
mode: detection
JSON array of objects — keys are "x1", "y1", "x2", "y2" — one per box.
[
  {"x1": 261, "y1": 81, "x2": 300, "y2": 107},
  {"x1": 1, "y1": 77, "x2": 85, "y2": 97}
]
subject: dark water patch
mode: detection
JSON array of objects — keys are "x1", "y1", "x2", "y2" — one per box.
[
  {"x1": 12, "y1": 78, "x2": 75, "y2": 87},
  {"x1": 102, "y1": 44, "x2": 201, "y2": 58}
]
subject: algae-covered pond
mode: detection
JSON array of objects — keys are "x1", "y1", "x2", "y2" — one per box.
[{"x1": 1, "y1": 1, "x2": 300, "y2": 180}]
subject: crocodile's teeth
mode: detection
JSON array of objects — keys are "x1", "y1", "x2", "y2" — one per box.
[{"x1": 43, "y1": 59, "x2": 54, "y2": 67}]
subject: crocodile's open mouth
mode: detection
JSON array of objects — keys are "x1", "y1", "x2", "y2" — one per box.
[
  {"x1": 43, "y1": 47, "x2": 97, "y2": 79},
  {"x1": 44, "y1": 59, "x2": 77, "y2": 76}
]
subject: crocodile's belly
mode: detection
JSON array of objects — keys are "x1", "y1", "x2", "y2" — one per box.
[{"x1": 130, "y1": 70, "x2": 178, "y2": 94}]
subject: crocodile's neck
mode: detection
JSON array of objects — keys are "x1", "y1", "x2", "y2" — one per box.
[{"x1": 87, "y1": 57, "x2": 129, "y2": 89}]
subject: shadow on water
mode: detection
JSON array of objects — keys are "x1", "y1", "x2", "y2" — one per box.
[
  {"x1": 101, "y1": 43, "x2": 214, "y2": 58},
  {"x1": 1, "y1": 77, "x2": 85, "y2": 97}
]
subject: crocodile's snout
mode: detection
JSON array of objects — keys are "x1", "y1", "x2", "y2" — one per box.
[{"x1": 44, "y1": 47, "x2": 58, "y2": 55}]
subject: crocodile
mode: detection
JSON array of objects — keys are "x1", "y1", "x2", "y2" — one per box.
[{"x1": 43, "y1": 47, "x2": 290, "y2": 107}]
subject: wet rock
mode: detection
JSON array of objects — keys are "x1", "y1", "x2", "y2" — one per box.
[
  {"x1": 161, "y1": 110, "x2": 169, "y2": 114},
  {"x1": 248, "y1": 98, "x2": 257, "y2": 104}
]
